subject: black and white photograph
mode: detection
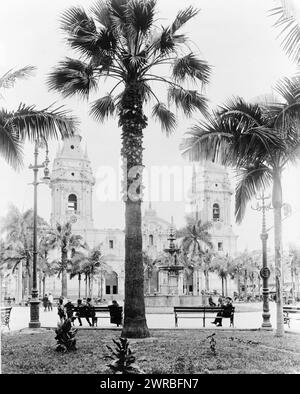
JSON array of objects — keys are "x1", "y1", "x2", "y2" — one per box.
[{"x1": 0, "y1": 0, "x2": 300, "y2": 380}]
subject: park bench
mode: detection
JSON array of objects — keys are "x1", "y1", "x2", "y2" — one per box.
[
  {"x1": 1, "y1": 306, "x2": 12, "y2": 330},
  {"x1": 174, "y1": 306, "x2": 235, "y2": 328},
  {"x1": 71, "y1": 305, "x2": 123, "y2": 327},
  {"x1": 283, "y1": 306, "x2": 300, "y2": 328}
]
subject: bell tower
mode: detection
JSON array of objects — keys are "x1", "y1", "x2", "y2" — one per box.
[
  {"x1": 190, "y1": 161, "x2": 237, "y2": 255},
  {"x1": 50, "y1": 134, "x2": 95, "y2": 230}
]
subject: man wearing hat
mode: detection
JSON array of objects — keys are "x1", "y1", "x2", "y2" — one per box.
[{"x1": 211, "y1": 297, "x2": 234, "y2": 327}]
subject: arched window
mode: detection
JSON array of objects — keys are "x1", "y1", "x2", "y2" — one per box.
[
  {"x1": 68, "y1": 194, "x2": 77, "y2": 212},
  {"x1": 213, "y1": 203, "x2": 220, "y2": 221},
  {"x1": 149, "y1": 234, "x2": 154, "y2": 246}
]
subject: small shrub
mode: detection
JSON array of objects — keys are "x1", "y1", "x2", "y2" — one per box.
[
  {"x1": 54, "y1": 318, "x2": 78, "y2": 352},
  {"x1": 204, "y1": 333, "x2": 217, "y2": 356},
  {"x1": 106, "y1": 337, "x2": 144, "y2": 374}
]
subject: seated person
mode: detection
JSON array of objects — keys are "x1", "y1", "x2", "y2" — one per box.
[
  {"x1": 108, "y1": 300, "x2": 122, "y2": 327},
  {"x1": 211, "y1": 297, "x2": 234, "y2": 327},
  {"x1": 75, "y1": 299, "x2": 89, "y2": 327},
  {"x1": 64, "y1": 299, "x2": 74, "y2": 322},
  {"x1": 86, "y1": 298, "x2": 96, "y2": 327},
  {"x1": 208, "y1": 296, "x2": 216, "y2": 307}
]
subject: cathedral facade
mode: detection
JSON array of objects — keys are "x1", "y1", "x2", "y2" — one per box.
[{"x1": 48, "y1": 134, "x2": 171, "y2": 301}]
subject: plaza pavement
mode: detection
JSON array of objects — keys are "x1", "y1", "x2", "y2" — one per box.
[{"x1": 3, "y1": 302, "x2": 300, "y2": 334}]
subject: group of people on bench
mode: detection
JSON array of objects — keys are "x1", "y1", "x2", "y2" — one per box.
[
  {"x1": 57, "y1": 297, "x2": 122, "y2": 327},
  {"x1": 208, "y1": 296, "x2": 234, "y2": 327}
]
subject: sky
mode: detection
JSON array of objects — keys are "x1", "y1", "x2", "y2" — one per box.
[{"x1": 1, "y1": 0, "x2": 300, "y2": 252}]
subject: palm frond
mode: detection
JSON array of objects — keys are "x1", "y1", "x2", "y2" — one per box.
[
  {"x1": 6, "y1": 103, "x2": 77, "y2": 142},
  {"x1": 235, "y1": 165, "x2": 272, "y2": 223},
  {"x1": 172, "y1": 53, "x2": 211, "y2": 84},
  {"x1": 125, "y1": 0, "x2": 156, "y2": 35},
  {"x1": 0, "y1": 117, "x2": 23, "y2": 169},
  {"x1": 151, "y1": 102, "x2": 176, "y2": 134},
  {"x1": 270, "y1": 2, "x2": 300, "y2": 64},
  {"x1": 90, "y1": 1, "x2": 112, "y2": 28},
  {"x1": 90, "y1": 94, "x2": 116, "y2": 122},
  {"x1": 151, "y1": 28, "x2": 186, "y2": 55},
  {"x1": 60, "y1": 6, "x2": 96, "y2": 36},
  {"x1": 170, "y1": 6, "x2": 199, "y2": 34},
  {"x1": 168, "y1": 86, "x2": 208, "y2": 117},
  {"x1": 180, "y1": 115, "x2": 232, "y2": 164},
  {"x1": 0, "y1": 66, "x2": 36, "y2": 90},
  {"x1": 48, "y1": 58, "x2": 97, "y2": 98}
]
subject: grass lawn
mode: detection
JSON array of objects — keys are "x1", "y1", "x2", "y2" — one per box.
[{"x1": 1, "y1": 329, "x2": 300, "y2": 374}]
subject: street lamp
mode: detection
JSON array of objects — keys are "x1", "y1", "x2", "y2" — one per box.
[
  {"x1": 28, "y1": 139, "x2": 50, "y2": 329},
  {"x1": 252, "y1": 193, "x2": 272, "y2": 330}
]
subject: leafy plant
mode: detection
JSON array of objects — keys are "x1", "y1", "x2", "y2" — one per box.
[
  {"x1": 206, "y1": 333, "x2": 217, "y2": 356},
  {"x1": 54, "y1": 317, "x2": 78, "y2": 352},
  {"x1": 106, "y1": 337, "x2": 144, "y2": 374}
]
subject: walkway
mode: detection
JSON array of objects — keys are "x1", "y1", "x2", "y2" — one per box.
[{"x1": 3, "y1": 303, "x2": 300, "y2": 334}]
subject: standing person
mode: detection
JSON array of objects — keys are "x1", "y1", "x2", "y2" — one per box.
[
  {"x1": 48, "y1": 293, "x2": 53, "y2": 311},
  {"x1": 211, "y1": 297, "x2": 234, "y2": 327},
  {"x1": 108, "y1": 300, "x2": 122, "y2": 327},
  {"x1": 57, "y1": 297, "x2": 66, "y2": 324},
  {"x1": 42, "y1": 294, "x2": 49, "y2": 312},
  {"x1": 208, "y1": 296, "x2": 216, "y2": 307},
  {"x1": 217, "y1": 296, "x2": 224, "y2": 307}
]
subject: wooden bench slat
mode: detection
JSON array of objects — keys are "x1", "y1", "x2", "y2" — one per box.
[{"x1": 173, "y1": 306, "x2": 235, "y2": 328}]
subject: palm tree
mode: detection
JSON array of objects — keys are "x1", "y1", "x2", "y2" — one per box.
[
  {"x1": 46, "y1": 222, "x2": 85, "y2": 298},
  {"x1": 177, "y1": 215, "x2": 213, "y2": 295},
  {"x1": 0, "y1": 66, "x2": 76, "y2": 169},
  {"x1": 48, "y1": 0, "x2": 210, "y2": 338},
  {"x1": 270, "y1": 0, "x2": 300, "y2": 64},
  {"x1": 38, "y1": 235, "x2": 56, "y2": 297},
  {"x1": 69, "y1": 252, "x2": 85, "y2": 299},
  {"x1": 0, "y1": 205, "x2": 49, "y2": 300},
  {"x1": 79, "y1": 245, "x2": 107, "y2": 300},
  {"x1": 212, "y1": 254, "x2": 233, "y2": 297},
  {"x1": 181, "y1": 77, "x2": 300, "y2": 336}
]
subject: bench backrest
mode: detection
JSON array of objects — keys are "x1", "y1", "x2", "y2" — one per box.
[
  {"x1": 174, "y1": 306, "x2": 235, "y2": 313},
  {"x1": 71, "y1": 306, "x2": 123, "y2": 312},
  {"x1": 283, "y1": 306, "x2": 300, "y2": 313}
]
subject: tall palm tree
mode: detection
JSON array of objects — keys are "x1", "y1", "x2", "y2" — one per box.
[
  {"x1": 177, "y1": 215, "x2": 213, "y2": 295},
  {"x1": 46, "y1": 222, "x2": 85, "y2": 298},
  {"x1": 212, "y1": 254, "x2": 233, "y2": 297},
  {"x1": 48, "y1": 0, "x2": 210, "y2": 338},
  {"x1": 0, "y1": 66, "x2": 76, "y2": 169},
  {"x1": 181, "y1": 76, "x2": 300, "y2": 336},
  {"x1": 270, "y1": 0, "x2": 300, "y2": 64},
  {"x1": 0, "y1": 205, "x2": 49, "y2": 299},
  {"x1": 69, "y1": 252, "x2": 85, "y2": 299},
  {"x1": 79, "y1": 245, "x2": 107, "y2": 299}
]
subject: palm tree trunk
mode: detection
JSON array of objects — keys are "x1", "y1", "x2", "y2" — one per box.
[
  {"x1": 90, "y1": 273, "x2": 94, "y2": 300},
  {"x1": 237, "y1": 272, "x2": 241, "y2": 298},
  {"x1": 42, "y1": 276, "x2": 46, "y2": 296},
  {"x1": 205, "y1": 269, "x2": 209, "y2": 292},
  {"x1": 221, "y1": 277, "x2": 224, "y2": 297},
  {"x1": 85, "y1": 274, "x2": 88, "y2": 299},
  {"x1": 61, "y1": 250, "x2": 68, "y2": 298},
  {"x1": 273, "y1": 170, "x2": 284, "y2": 336},
  {"x1": 120, "y1": 83, "x2": 149, "y2": 339},
  {"x1": 78, "y1": 273, "x2": 81, "y2": 299},
  {"x1": 225, "y1": 276, "x2": 228, "y2": 297}
]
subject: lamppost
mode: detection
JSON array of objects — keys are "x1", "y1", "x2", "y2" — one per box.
[
  {"x1": 28, "y1": 139, "x2": 50, "y2": 328},
  {"x1": 252, "y1": 193, "x2": 272, "y2": 330}
]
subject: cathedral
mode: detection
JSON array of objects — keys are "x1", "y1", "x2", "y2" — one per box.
[
  {"x1": 2, "y1": 133, "x2": 238, "y2": 302},
  {"x1": 47, "y1": 134, "x2": 237, "y2": 301}
]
